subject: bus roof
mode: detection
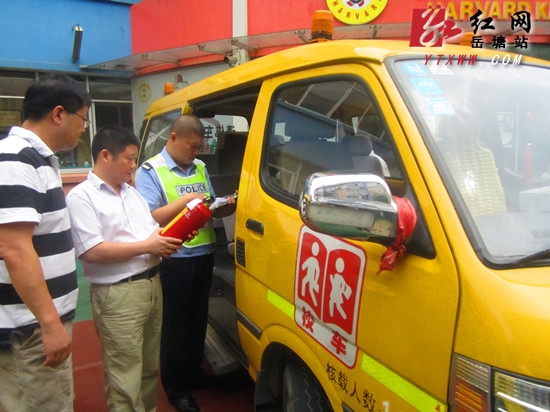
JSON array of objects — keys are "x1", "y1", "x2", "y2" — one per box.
[{"x1": 145, "y1": 39, "x2": 547, "y2": 116}]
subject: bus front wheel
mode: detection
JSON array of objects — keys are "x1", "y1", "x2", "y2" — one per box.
[{"x1": 282, "y1": 360, "x2": 332, "y2": 412}]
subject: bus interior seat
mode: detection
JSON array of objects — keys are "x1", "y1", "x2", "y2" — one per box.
[
  {"x1": 211, "y1": 132, "x2": 246, "y2": 255},
  {"x1": 438, "y1": 115, "x2": 506, "y2": 217},
  {"x1": 275, "y1": 136, "x2": 352, "y2": 196},
  {"x1": 210, "y1": 132, "x2": 246, "y2": 197},
  {"x1": 342, "y1": 135, "x2": 385, "y2": 176}
]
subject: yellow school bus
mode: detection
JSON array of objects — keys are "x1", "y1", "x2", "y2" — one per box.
[{"x1": 138, "y1": 36, "x2": 550, "y2": 411}]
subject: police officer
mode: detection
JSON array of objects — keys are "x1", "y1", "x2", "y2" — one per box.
[{"x1": 135, "y1": 114, "x2": 236, "y2": 412}]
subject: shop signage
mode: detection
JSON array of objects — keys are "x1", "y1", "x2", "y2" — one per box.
[
  {"x1": 326, "y1": 0, "x2": 389, "y2": 24},
  {"x1": 0, "y1": 111, "x2": 21, "y2": 127},
  {"x1": 411, "y1": 4, "x2": 532, "y2": 50},
  {"x1": 428, "y1": 1, "x2": 549, "y2": 21},
  {"x1": 137, "y1": 82, "x2": 151, "y2": 103}
]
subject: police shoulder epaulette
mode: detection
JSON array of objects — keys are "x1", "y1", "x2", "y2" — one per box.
[{"x1": 141, "y1": 162, "x2": 152, "y2": 170}]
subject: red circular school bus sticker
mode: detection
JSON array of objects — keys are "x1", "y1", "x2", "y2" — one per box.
[{"x1": 326, "y1": 0, "x2": 388, "y2": 25}]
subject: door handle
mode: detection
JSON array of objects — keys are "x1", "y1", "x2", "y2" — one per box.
[{"x1": 245, "y1": 219, "x2": 264, "y2": 235}]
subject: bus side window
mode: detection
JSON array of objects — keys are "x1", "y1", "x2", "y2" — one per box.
[{"x1": 139, "y1": 110, "x2": 181, "y2": 165}]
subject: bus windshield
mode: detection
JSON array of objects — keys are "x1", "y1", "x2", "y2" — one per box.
[{"x1": 392, "y1": 58, "x2": 550, "y2": 266}]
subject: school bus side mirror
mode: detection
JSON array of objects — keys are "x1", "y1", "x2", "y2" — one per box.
[{"x1": 299, "y1": 172, "x2": 398, "y2": 240}]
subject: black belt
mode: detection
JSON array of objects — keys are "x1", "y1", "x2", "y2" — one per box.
[{"x1": 117, "y1": 265, "x2": 158, "y2": 284}]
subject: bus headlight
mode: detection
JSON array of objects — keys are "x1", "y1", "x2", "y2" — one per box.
[
  {"x1": 494, "y1": 371, "x2": 550, "y2": 411},
  {"x1": 450, "y1": 354, "x2": 550, "y2": 411}
]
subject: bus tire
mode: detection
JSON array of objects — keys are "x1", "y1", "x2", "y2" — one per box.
[{"x1": 282, "y1": 360, "x2": 333, "y2": 412}]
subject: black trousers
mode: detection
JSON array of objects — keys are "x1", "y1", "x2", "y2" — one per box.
[{"x1": 159, "y1": 253, "x2": 214, "y2": 401}]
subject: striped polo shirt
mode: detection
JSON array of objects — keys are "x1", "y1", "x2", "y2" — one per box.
[{"x1": 0, "y1": 126, "x2": 78, "y2": 347}]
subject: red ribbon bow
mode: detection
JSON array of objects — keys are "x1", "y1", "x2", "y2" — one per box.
[{"x1": 377, "y1": 196, "x2": 417, "y2": 275}]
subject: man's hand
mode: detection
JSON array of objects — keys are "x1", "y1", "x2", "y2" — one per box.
[
  {"x1": 179, "y1": 192, "x2": 206, "y2": 209},
  {"x1": 184, "y1": 230, "x2": 200, "y2": 243},
  {"x1": 147, "y1": 229, "x2": 183, "y2": 258},
  {"x1": 42, "y1": 321, "x2": 72, "y2": 367},
  {"x1": 0, "y1": 222, "x2": 71, "y2": 368},
  {"x1": 212, "y1": 192, "x2": 237, "y2": 218}
]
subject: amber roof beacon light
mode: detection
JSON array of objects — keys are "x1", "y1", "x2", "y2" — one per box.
[
  {"x1": 164, "y1": 82, "x2": 175, "y2": 95},
  {"x1": 309, "y1": 10, "x2": 334, "y2": 43}
]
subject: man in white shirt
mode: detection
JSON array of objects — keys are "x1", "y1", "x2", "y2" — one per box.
[{"x1": 66, "y1": 125, "x2": 183, "y2": 412}]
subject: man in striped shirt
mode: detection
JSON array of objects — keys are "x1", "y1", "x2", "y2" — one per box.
[{"x1": 0, "y1": 73, "x2": 91, "y2": 412}]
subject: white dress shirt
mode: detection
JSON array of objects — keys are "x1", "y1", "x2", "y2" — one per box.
[{"x1": 67, "y1": 171, "x2": 161, "y2": 284}]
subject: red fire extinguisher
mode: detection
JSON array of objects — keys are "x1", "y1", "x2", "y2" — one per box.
[{"x1": 160, "y1": 198, "x2": 211, "y2": 240}]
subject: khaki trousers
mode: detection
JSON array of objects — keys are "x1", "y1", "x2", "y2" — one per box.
[
  {"x1": 91, "y1": 273, "x2": 162, "y2": 412},
  {"x1": 0, "y1": 321, "x2": 74, "y2": 412}
]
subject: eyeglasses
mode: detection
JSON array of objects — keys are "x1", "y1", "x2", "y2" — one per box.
[{"x1": 67, "y1": 111, "x2": 90, "y2": 128}]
